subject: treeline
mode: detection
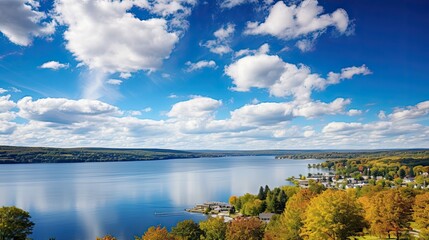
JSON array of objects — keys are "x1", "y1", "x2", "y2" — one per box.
[
  {"x1": 276, "y1": 149, "x2": 429, "y2": 161},
  {"x1": 0, "y1": 146, "x2": 230, "y2": 164},
  {"x1": 3, "y1": 185, "x2": 429, "y2": 239}
]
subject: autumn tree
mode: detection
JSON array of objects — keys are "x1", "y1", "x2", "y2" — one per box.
[
  {"x1": 0, "y1": 206, "x2": 34, "y2": 240},
  {"x1": 364, "y1": 189, "x2": 413, "y2": 239},
  {"x1": 171, "y1": 219, "x2": 202, "y2": 240},
  {"x1": 96, "y1": 235, "x2": 117, "y2": 240},
  {"x1": 226, "y1": 217, "x2": 265, "y2": 240},
  {"x1": 199, "y1": 217, "x2": 227, "y2": 240},
  {"x1": 135, "y1": 226, "x2": 174, "y2": 240},
  {"x1": 267, "y1": 189, "x2": 317, "y2": 240},
  {"x1": 413, "y1": 192, "x2": 429, "y2": 238},
  {"x1": 300, "y1": 190, "x2": 366, "y2": 240}
]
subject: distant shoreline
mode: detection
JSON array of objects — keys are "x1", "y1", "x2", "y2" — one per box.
[{"x1": 1, "y1": 145, "x2": 427, "y2": 164}]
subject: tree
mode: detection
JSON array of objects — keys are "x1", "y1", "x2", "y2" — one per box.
[
  {"x1": 398, "y1": 168, "x2": 406, "y2": 179},
  {"x1": 300, "y1": 190, "x2": 366, "y2": 240},
  {"x1": 0, "y1": 206, "x2": 34, "y2": 240},
  {"x1": 96, "y1": 235, "x2": 117, "y2": 240},
  {"x1": 257, "y1": 186, "x2": 266, "y2": 200},
  {"x1": 171, "y1": 219, "x2": 202, "y2": 240},
  {"x1": 226, "y1": 217, "x2": 265, "y2": 240},
  {"x1": 135, "y1": 226, "x2": 174, "y2": 240},
  {"x1": 364, "y1": 189, "x2": 413, "y2": 239},
  {"x1": 199, "y1": 217, "x2": 227, "y2": 240},
  {"x1": 277, "y1": 189, "x2": 317, "y2": 240},
  {"x1": 413, "y1": 192, "x2": 429, "y2": 238},
  {"x1": 242, "y1": 199, "x2": 265, "y2": 216}
]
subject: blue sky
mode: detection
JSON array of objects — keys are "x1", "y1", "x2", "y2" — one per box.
[{"x1": 0, "y1": 0, "x2": 428, "y2": 149}]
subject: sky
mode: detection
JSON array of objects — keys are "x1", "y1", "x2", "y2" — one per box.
[{"x1": 0, "y1": 0, "x2": 428, "y2": 150}]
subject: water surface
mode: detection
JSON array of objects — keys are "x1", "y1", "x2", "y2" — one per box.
[{"x1": 0, "y1": 156, "x2": 325, "y2": 239}]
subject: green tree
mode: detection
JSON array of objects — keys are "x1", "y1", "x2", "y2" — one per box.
[
  {"x1": 135, "y1": 226, "x2": 174, "y2": 240},
  {"x1": 279, "y1": 189, "x2": 317, "y2": 240},
  {"x1": 242, "y1": 199, "x2": 265, "y2": 216},
  {"x1": 413, "y1": 192, "x2": 429, "y2": 239},
  {"x1": 300, "y1": 190, "x2": 366, "y2": 240},
  {"x1": 199, "y1": 217, "x2": 227, "y2": 240},
  {"x1": 257, "y1": 186, "x2": 266, "y2": 200},
  {"x1": 226, "y1": 217, "x2": 265, "y2": 240},
  {"x1": 0, "y1": 206, "x2": 34, "y2": 240},
  {"x1": 398, "y1": 168, "x2": 406, "y2": 179},
  {"x1": 171, "y1": 219, "x2": 202, "y2": 240}
]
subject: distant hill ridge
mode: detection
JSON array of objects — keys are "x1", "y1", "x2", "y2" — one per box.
[{"x1": 0, "y1": 145, "x2": 428, "y2": 164}]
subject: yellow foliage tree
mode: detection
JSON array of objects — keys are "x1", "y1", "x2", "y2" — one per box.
[
  {"x1": 364, "y1": 189, "x2": 413, "y2": 239},
  {"x1": 300, "y1": 189, "x2": 366, "y2": 240},
  {"x1": 413, "y1": 192, "x2": 429, "y2": 238}
]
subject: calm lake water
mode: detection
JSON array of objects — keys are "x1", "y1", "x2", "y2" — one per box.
[{"x1": 0, "y1": 156, "x2": 325, "y2": 240}]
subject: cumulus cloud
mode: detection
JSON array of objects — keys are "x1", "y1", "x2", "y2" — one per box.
[
  {"x1": 225, "y1": 45, "x2": 370, "y2": 102},
  {"x1": 244, "y1": 0, "x2": 350, "y2": 50},
  {"x1": 185, "y1": 60, "x2": 217, "y2": 72},
  {"x1": 347, "y1": 109, "x2": 362, "y2": 116},
  {"x1": 234, "y1": 43, "x2": 270, "y2": 58},
  {"x1": 54, "y1": 0, "x2": 179, "y2": 73},
  {"x1": 106, "y1": 79, "x2": 123, "y2": 85},
  {"x1": 17, "y1": 97, "x2": 120, "y2": 124},
  {"x1": 388, "y1": 100, "x2": 429, "y2": 121},
  {"x1": 0, "y1": 95, "x2": 16, "y2": 112},
  {"x1": 167, "y1": 96, "x2": 222, "y2": 119},
  {"x1": 0, "y1": 88, "x2": 7, "y2": 94},
  {"x1": 40, "y1": 61, "x2": 69, "y2": 70},
  {"x1": 0, "y1": 0, "x2": 55, "y2": 46},
  {"x1": 202, "y1": 23, "x2": 235, "y2": 55},
  {"x1": 226, "y1": 54, "x2": 285, "y2": 92}
]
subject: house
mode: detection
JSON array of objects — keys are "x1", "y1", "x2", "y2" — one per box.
[{"x1": 259, "y1": 213, "x2": 275, "y2": 223}]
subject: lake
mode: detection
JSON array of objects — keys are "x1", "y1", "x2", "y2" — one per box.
[{"x1": 0, "y1": 156, "x2": 326, "y2": 239}]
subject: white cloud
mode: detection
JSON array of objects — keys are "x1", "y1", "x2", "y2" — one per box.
[
  {"x1": 296, "y1": 38, "x2": 315, "y2": 52},
  {"x1": 347, "y1": 109, "x2": 362, "y2": 116},
  {"x1": 225, "y1": 54, "x2": 285, "y2": 92},
  {"x1": 244, "y1": 0, "x2": 349, "y2": 50},
  {"x1": 54, "y1": 0, "x2": 179, "y2": 73},
  {"x1": 388, "y1": 100, "x2": 429, "y2": 121},
  {"x1": 0, "y1": 95, "x2": 16, "y2": 112},
  {"x1": 106, "y1": 79, "x2": 123, "y2": 85},
  {"x1": 143, "y1": 107, "x2": 152, "y2": 113},
  {"x1": 234, "y1": 43, "x2": 270, "y2": 58},
  {"x1": 185, "y1": 60, "x2": 217, "y2": 72},
  {"x1": 17, "y1": 97, "x2": 120, "y2": 124},
  {"x1": 221, "y1": 0, "x2": 256, "y2": 9},
  {"x1": 167, "y1": 96, "x2": 222, "y2": 119},
  {"x1": 378, "y1": 110, "x2": 386, "y2": 120},
  {"x1": 0, "y1": 88, "x2": 7, "y2": 94},
  {"x1": 119, "y1": 72, "x2": 132, "y2": 79},
  {"x1": 40, "y1": 61, "x2": 69, "y2": 70},
  {"x1": 322, "y1": 122, "x2": 363, "y2": 133},
  {"x1": 202, "y1": 23, "x2": 235, "y2": 55},
  {"x1": 0, "y1": 0, "x2": 55, "y2": 46},
  {"x1": 1, "y1": 95, "x2": 428, "y2": 149},
  {"x1": 225, "y1": 46, "x2": 370, "y2": 102}
]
